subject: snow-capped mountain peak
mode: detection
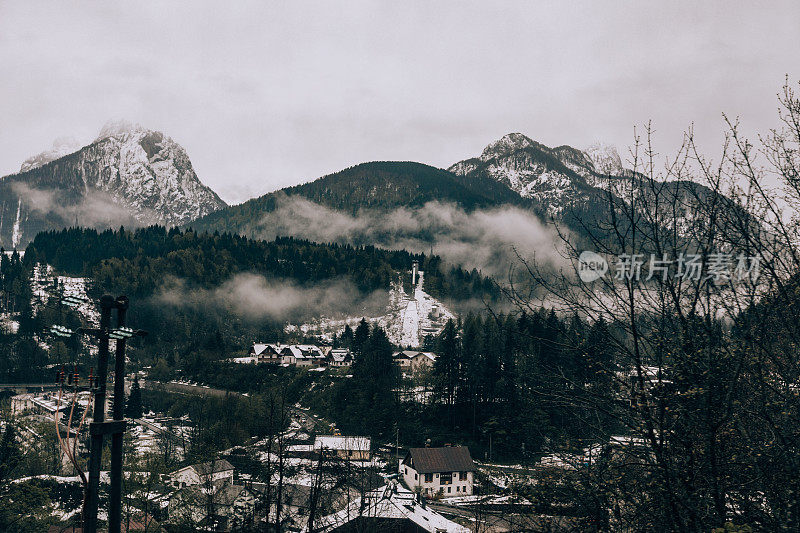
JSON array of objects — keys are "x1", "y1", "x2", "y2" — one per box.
[
  {"x1": 0, "y1": 121, "x2": 227, "y2": 248},
  {"x1": 449, "y1": 133, "x2": 592, "y2": 215},
  {"x1": 479, "y1": 132, "x2": 537, "y2": 161},
  {"x1": 95, "y1": 119, "x2": 147, "y2": 142},
  {"x1": 584, "y1": 142, "x2": 625, "y2": 176}
]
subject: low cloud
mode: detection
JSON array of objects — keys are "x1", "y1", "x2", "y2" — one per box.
[
  {"x1": 156, "y1": 273, "x2": 388, "y2": 322},
  {"x1": 11, "y1": 182, "x2": 154, "y2": 228},
  {"x1": 247, "y1": 195, "x2": 567, "y2": 279}
]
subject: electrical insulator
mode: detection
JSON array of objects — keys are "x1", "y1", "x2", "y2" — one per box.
[{"x1": 73, "y1": 367, "x2": 79, "y2": 386}]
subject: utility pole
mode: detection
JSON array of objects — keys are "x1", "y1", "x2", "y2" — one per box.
[
  {"x1": 80, "y1": 294, "x2": 145, "y2": 533},
  {"x1": 109, "y1": 295, "x2": 129, "y2": 533},
  {"x1": 84, "y1": 294, "x2": 114, "y2": 533}
]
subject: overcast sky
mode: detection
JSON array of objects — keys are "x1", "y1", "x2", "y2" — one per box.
[{"x1": 1, "y1": 1, "x2": 798, "y2": 204}]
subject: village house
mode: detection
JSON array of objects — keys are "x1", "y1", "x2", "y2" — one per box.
[
  {"x1": 282, "y1": 345, "x2": 326, "y2": 367},
  {"x1": 169, "y1": 459, "x2": 235, "y2": 488},
  {"x1": 314, "y1": 435, "x2": 371, "y2": 461},
  {"x1": 401, "y1": 446, "x2": 475, "y2": 497},
  {"x1": 307, "y1": 482, "x2": 469, "y2": 532},
  {"x1": 244, "y1": 343, "x2": 337, "y2": 367},
  {"x1": 327, "y1": 348, "x2": 352, "y2": 367},
  {"x1": 168, "y1": 482, "x2": 256, "y2": 529},
  {"x1": 393, "y1": 350, "x2": 436, "y2": 372},
  {"x1": 297, "y1": 344, "x2": 326, "y2": 364},
  {"x1": 249, "y1": 343, "x2": 283, "y2": 364}
]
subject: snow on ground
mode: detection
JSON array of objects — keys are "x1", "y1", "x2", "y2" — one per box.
[
  {"x1": 0, "y1": 312, "x2": 19, "y2": 334},
  {"x1": 11, "y1": 198, "x2": 22, "y2": 248},
  {"x1": 289, "y1": 269, "x2": 454, "y2": 348},
  {"x1": 30, "y1": 263, "x2": 101, "y2": 354},
  {"x1": 31, "y1": 263, "x2": 99, "y2": 326},
  {"x1": 385, "y1": 270, "x2": 454, "y2": 347},
  {"x1": 441, "y1": 494, "x2": 534, "y2": 506}
]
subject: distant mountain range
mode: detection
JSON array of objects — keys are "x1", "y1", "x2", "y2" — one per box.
[
  {"x1": 188, "y1": 133, "x2": 645, "y2": 240},
  {"x1": 0, "y1": 120, "x2": 226, "y2": 248},
  {"x1": 1, "y1": 124, "x2": 735, "y2": 268}
]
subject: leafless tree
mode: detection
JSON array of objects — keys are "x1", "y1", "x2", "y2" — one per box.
[{"x1": 505, "y1": 79, "x2": 800, "y2": 531}]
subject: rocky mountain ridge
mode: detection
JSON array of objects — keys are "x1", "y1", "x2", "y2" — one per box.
[
  {"x1": 448, "y1": 133, "x2": 630, "y2": 217},
  {"x1": 0, "y1": 121, "x2": 226, "y2": 248}
]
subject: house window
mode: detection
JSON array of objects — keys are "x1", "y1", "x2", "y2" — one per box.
[
  {"x1": 440, "y1": 472, "x2": 452, "y2": 485},
  {"x1": 415, "y1": 473, "x2": 418, "y2": 480},
  {"x1": 459, "y1": 471, "x2": 467, "y2": 481},
  {"x1": 424, "y1": 473, "x2": 433, "y2": 483},
  {"x1": 447, "y1": 487, "x2": 451, "y2": 493}
]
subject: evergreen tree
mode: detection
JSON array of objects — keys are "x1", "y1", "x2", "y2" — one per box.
[
  {"x1": 350, "y1": 319, "x2": 370, "y2": 376},
  {"x1": 351, "y1": 325, "x2": 397, "y2": 437},
  {"x1": 0, "y1": 425, "x2": 20, "y2": 485},
  {"x1": 433, "y1": 319, "x2": 461, "y2": 428},
  {"x1": 126, "y1": 377, "x2": 144, "y2": 419}
]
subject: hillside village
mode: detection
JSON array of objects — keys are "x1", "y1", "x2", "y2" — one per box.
[
  {"x1": 0, "y1": 231, "x2": 763, "y2": 531},
  {"x1": 0, "y1": 5, "x2": 797, "y2": 530},
  {"x1": 6, "y1": 375, "x2": 550, "y2": 531}
]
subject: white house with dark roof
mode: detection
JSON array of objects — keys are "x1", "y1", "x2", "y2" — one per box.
[
  {"x1": 401, "y1": 446, "x2": 475, "y2": 496},
  {"x1": 249, "y1": 343, "x2": 283, "y2": 363},
  {"x1": 169, "y1": 459, "x2": 234, "y2": 488},
  {"x1": 327, "y1": 348, "x2": 352, "y2": 367},
  {"x1": 393, "y1": 350, "x2": 436, "y2": 371}
]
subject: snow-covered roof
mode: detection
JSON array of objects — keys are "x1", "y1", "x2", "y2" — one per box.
[
  {"x1": 171, "y1": 459, "x2": 234, "y2": 478},
  {"x1": 283, "y1": 345, "x2": 303, "y2": 358},
  {"x1": 281, "y1": 344, "x2": 325, "y2": 359},
  {"x1": 314, "y1": 435, "x2": 371, "y2": 452},
  {"x1": 308, "y1": 483, "x2": 469, "y2": 533},
  {"x1": 251, "y1": 343, "x2": 282, "y2": 355},
  {"x1": 393, "y1": 350, "x2": 436, "y2": 361},
  {"x1": 328, "y1": 349, "x2": 352, "y2": 362}
]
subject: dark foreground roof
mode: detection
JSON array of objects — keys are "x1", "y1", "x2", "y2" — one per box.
[{"x1": 406, "y1": 446, "x2": 474, "y2": 474}]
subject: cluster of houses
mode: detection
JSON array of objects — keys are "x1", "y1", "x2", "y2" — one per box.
[
  {"x1": 236, "y1": 343, "x2": 437, "y2": 372},
  {"x1": 160, "y1": 439, "x2": 476, "y2": 531},
  {"x1": 11, "y1": 385, "x2": 480, "y2": 531},
  {"x1": 232, "y1": 343, "x2": 349, "y2": 367}
]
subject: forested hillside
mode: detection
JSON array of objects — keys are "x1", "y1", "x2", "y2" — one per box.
[
  {"x1": 24, "y1": 226, "x2": 498, "y2": 303},
  {"x1": 21, "y1": 226, "x2": 500, "y2": 366},
  {"x1": 190, "y1": 161, "x2": 534, "y2": 235}
]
